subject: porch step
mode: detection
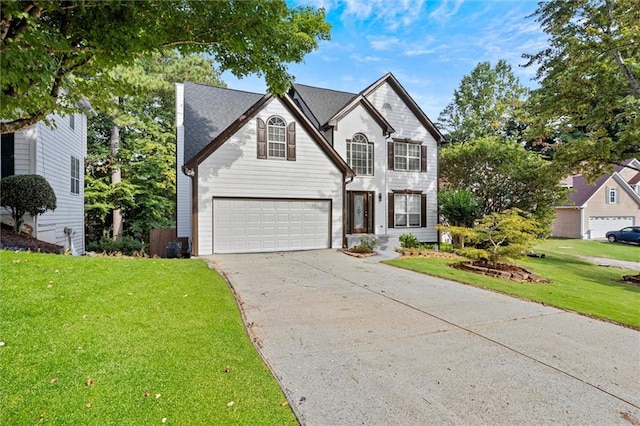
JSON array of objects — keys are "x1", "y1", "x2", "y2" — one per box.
[{"x1": 346, "y1": 234, "x2": 399, "y2": 251}]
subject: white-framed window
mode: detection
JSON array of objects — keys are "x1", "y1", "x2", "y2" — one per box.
[
  {"x1": 394, "y1": 193, "x2": 421, "y2": 227},
  {"x1": 267, "y1": 116, "x2": 286, "y2": 159},
  {"x1": 69, "y1": 114, "x2": 75, "y2": 130},
  {"x1": 394, "y1": 142, "x2": 421, "y2": 171},
  {"x1": 346, "y1": 133, "x2": 373, "y2": 175},
  {"x1": 608, "y1": 187, "x2": 618, "y2": 204},
  {"x1": 70, "y1": 156, "x2": 80, "y2": 194}
]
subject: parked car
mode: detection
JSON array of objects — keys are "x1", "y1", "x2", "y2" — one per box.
[{"x1": 605, "y1": 227, "x2": 640, "y2": 244}]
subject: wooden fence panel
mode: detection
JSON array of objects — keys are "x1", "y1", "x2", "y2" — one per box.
[{"x1": 149, "y1": 228, "x2": 176, "y2": 258}]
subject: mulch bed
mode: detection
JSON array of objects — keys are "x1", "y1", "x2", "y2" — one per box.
[
  {"x1": 452, "y1": 260, "x2": 550, "y2": 283},
  {"x1": 396, "y1": 248, "x2": 460, "y2": 259},
  {"x1": 0, "y1": 223, "x2": 63, "y2": 254},
  {"x1": 338, "y1": 248, "x2": 377, "y2": 258}
]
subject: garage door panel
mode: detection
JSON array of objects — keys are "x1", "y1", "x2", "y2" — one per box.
[
  {"x1": 213, "y1": 198, "x2": 330, "y2": 253},
  {"x1": 588, "y1": 216, "x2": 634, "y2": 239}
]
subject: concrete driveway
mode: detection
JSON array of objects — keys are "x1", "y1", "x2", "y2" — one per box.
[{"x1": 207, "y1": 250, "x2": 640, "y2": 425}]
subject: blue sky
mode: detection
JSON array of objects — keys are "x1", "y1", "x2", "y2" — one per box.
[{"x1": 221, "y1": 0, "x2": 548, "y2": 120}]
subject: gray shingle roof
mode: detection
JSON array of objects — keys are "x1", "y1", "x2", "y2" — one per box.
[
  {"x1": 292, "y1": 83, "x2": 357, "y2": 127},
  {"x1": 183, "y1": 82, "x2": 263, "y2": 164}
]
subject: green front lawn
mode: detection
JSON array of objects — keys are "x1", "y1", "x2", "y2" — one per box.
[
  {"x1": 0, "y1": 251, "x2": 297, "y2": 425},
  {"x1": 534, "y1": 238, "x2": 639, "y2": 262},
  {"x1": 386, "y1": 239, "x2": 640, "y2": 329}
]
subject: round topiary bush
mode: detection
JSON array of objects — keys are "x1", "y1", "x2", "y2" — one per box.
[{"x1": 0, "y1": 174, "x2": 57, "y2": 233}]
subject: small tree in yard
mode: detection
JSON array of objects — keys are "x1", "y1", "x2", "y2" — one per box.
[
  {"x1": 0, "y1": 175, "x2": 57, "y2": 233},
  {"x1": 447, "y1": 209, "x2": 539, "y2": 268},
  {"x1": 438, "y1": 189, "x2": 479, "y2": 248}
]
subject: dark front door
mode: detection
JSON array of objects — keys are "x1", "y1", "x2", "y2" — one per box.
[{"x1": 348, "y1": 191, "x2": 374, "y2": 234}]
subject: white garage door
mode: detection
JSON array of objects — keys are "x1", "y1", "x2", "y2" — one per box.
[
  {"x1": 213, "y1": 198, "x2": 331, "y2": 253},
  {"x1": 588, "y1": 216, "x2": 635, "y2": 239}
]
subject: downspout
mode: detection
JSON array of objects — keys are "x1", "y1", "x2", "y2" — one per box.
[
  {"x1": 182, "y1": 165, "x2": 198, "y2": 256},
  {"x1": 579, "y1": 206, "x2": 585, "y2": 239},
  {"x1": 343, "y1": 175, "x2": 354, "y2": 248}
]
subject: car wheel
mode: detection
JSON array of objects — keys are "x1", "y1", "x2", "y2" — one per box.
[{"x1": 608, "y1": 235, "x2": 617, "y2": 243}]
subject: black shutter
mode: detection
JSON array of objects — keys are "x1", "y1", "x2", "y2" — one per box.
[
  {"x1": 256, "y1": 118, "x2": 267, "y2": 159},
  {"x1": 287, "y1": 122, "x2": 296, "y2": 161},
  {"x1": 421, "y1": 193, "x2": 427, "y2": 228},
  {"x1": 388, "y1": 193, "x2": 395, "y2": 228},
  {"x1": 387, "y1": 142, "x2": 394, "y2": 170},
  {"x1": 421, "y1": 146, "x2": 427, "y2": 172}
]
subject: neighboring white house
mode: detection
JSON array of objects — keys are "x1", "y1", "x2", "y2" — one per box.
[
  {"x1": 1, "y1": 112, "x2": 87, "y2": 253},
  {"x1": 176, "y1": 73, "x2": 444, "y2": 255},
  {"x1": 552, "y1": 158, "x2": 640, "y2": 239}
]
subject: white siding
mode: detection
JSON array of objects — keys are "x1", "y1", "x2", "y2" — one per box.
[
  {"x1": 31, "y1": 113, "x2": 86, "y2": 253},
  {"x1": 365, "y1": 81, "x2": 439, "y2": 242},
  {"x1": 175, "y1": 83, "x2": 192, "y2": 240},
  {"x1": 333, "y1": 103, "x2": 387, "y2": 235},
  {"x1": 196, "y1": 98, "x2": 344, "y2": 255}
]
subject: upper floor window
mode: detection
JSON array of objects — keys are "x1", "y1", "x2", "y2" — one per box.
[
  {"x1": 69, "y1": 114, "x2": 75, "y2": 130},
  {"x1": 346, "y1": 133, "x2": 373, "y2": 175},
  {"x1": 607, "y1": 187, "x2": 618, "y2": 204},
  {"x1": 70, "y1": 156, "x2": 80, "y2": 194},
  {"x1": 394, "y1": 142, "x2": 421, "y2": 171},
  {"x1": 257, "y1": 116, "x2": 296, "y2": 161},
  {"x1": 267, "y1": 116, "x2": 286, "y2": 159}
]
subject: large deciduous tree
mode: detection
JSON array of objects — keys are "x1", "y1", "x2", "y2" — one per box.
[
  {"x1": 437, "y1": 60, "x2": 529, "y2": 144},
  {"x1": 85, "y1": 52, "x2": 225, "y2": 242},
  {"x1": 439, "y1": 137, "x2": 566, "y2": 234},
  {"x1": 524, "y1": 0, "x2": 640, "y2": 178},
  {"x1": 0, "y1": 0, "x2": 330, "y2": 134}
]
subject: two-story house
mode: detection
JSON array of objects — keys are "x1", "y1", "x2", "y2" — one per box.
[
  {"x1": 1, "y1": 112, "x2": 87, "y2": 253},
  {"x1": 176, "y1": 73, "x2": 443, "y2": 255}
]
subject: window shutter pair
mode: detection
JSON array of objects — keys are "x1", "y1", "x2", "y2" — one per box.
[
  {"x1": 256, "y1": 118, "x2": 296, "y2": 160},
  {"x1": 387, "y1": 192, "x2": 427, "y2": 228}
]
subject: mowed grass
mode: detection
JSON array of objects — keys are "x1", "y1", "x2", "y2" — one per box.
[
  {"x1": 386, "y1": 239, "x2": 640, "y2": 329},
  {"x1": 0, "y1": 251, "x2": 297, "y2": 425}
]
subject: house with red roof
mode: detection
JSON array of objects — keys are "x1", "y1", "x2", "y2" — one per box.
[{"x1": 552, "y1": 159, "x2": 640, "y2": 239}]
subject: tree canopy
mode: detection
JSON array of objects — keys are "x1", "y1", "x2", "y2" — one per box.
[
  {"x1": 437, "y1": 60, "x2": 529, "y2": 144},
  {"x1": 524, "y1": 0, "x2": 640, "y2": 177},
  {"x1": 0, "y1": 0, "x2": 330, "y2": 133},
  {"x1": 439, "y1": 136, "x2": 566, "y2": 233},
  {"x1": 85, "y1": 51, "x2": 224, "y2": 242}
]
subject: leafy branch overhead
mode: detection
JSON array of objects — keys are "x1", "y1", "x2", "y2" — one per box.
[
  {"x1": 524, "y1": 0, "x2": 640, "y2": 177},
  {"x1": 0, "y1": 0, "x2": 331, "y2": 133}
]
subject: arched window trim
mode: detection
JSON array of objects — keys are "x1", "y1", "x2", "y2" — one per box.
[
  {"x1": 267, "y1": 115, "x2": 287, "y2": 159},
  {"x1": 346, "y1": 132, "x2": 373, "y2": 176}
]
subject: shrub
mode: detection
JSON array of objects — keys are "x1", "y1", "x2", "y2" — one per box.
[
  {"x1": 87, "y1": 236, "x2": 147, "y2": 256},
  {"x1": 399, "y1": 233, "x2": 422, "y2": 248},
  {"x1": 439, "y1": 242, "x2": 454, "y2": 253},
  {"x1": 351, "y1": 236, "x2": 377, "y2": 254},
  {"x1": 0, "y1": 174, "x2": 57, "y2": 233}
]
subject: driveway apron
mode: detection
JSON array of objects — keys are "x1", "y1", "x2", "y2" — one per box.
[{"x1": 206, "y1": 250, "x2": 640, "y2": 425}]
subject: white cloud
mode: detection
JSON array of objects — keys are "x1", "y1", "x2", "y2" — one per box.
[
  {"x1": 351, "y1": 54, "x2": 385, "y2": 62},
  {"x1": 368, "y1": 36, "x2": 401, "y2": 51},
  {"x1": 340, "y1": 0, "x2": 426, "y2": 30},
  {"x1": 428, "y1": 0, "x2": 464, "y2": 23}
]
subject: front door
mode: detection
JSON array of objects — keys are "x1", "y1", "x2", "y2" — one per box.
[{"x1": 348, "y1": 191, "x2": 374, "y2": 234}]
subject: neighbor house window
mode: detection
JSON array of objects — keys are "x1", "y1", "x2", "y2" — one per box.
[
  {"x1": 346, "y1": 133, "x2": 373, "y2": 175},
  {"x1": 71, "y1": 156, "x2": 80, "y2": 194},
  {"x1": 267, "y1": 116, "x2": 286, "y2": 159},
  {"x1": 394, "y1": 193, "x2": 421, "y2": 227},
  {"x1": 1, "y1": 133, "x2": 15, "y2": 179},
  {"x1": 608, "y1": 187, "x2": 618, "y2": 204},
  {"x1": 394, "y1": 142, "x2": 421, "y2": 171}
]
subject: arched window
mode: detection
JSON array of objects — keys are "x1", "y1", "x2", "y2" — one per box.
[
  {"x1": 267, "y1": 116, "x2": 286, "y2": 158},
  {"x1": 346, "y1": 133, "x2": 373, "y2": 175}
]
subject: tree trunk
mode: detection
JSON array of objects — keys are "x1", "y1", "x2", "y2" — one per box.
[{"x1": 110, "y1": 106, "x2": 123, "y2": 241}]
